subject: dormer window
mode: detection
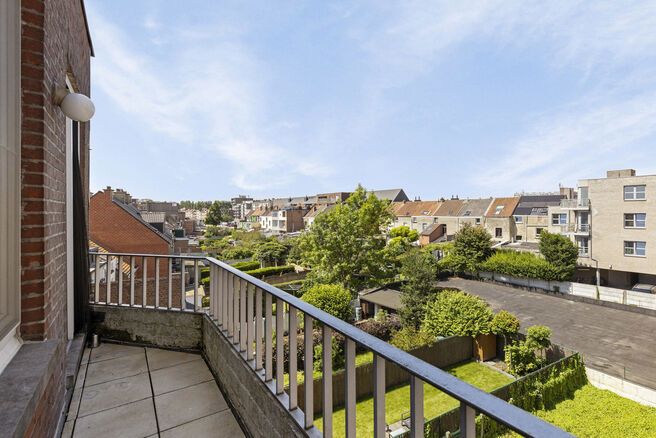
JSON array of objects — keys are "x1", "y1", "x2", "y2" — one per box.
[
  {"x1": 494, "y1": 205, "x2": 504, "y2": 215},
  {"x1": 463, "y1": 211, "x2": 471, "y2": 216}
]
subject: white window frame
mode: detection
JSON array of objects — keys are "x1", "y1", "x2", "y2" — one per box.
[
  {"x1": 624, "y1": 241, "x2": 646, "y2": 257},
  {"x1": 514, "y1": 216, "x2": 523, "y2": 223},
  {"x1": 624, "y1": 213, "x2": 646, "y2": 229},
  {"x1": 624, "y1": 185, "x2": 646, "y2": 201},
  {"x1": 552, "y1": 213, "x2": 566, "y2": 225},
  {"x1": 577, "y1": 237, "x2": 589, "y2": 257},
  {"x1": 494, "y1": 205, "x2": 503, "y2": 215},
  {"x1": 0, "y1": 0, "x2": 22, "y2": 373}
]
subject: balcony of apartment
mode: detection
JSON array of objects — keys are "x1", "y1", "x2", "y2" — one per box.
[
  {"x1": 67, "y1": 252, "x2": 572, "y2": 438},
  {"x1": 559, "y1": 223, "x2": 591, "y2": 236},
  {"x1": 559, "y1": 198, "x2": 590, "y2": 210}
]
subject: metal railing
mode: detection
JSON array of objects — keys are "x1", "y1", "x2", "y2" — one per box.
[
  {"x1": 560, "y1": 199, "x2": 590, "y2": 209},
  {"x1": 89, "y1": 252, "x2": 573, "y2": 438},
  {"x1": 559, "y1": 223, "x2": 590, "y2": 234}
]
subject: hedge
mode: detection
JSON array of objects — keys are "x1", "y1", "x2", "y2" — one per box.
[
  {"x1": 231, "y1": 260, "x2": 260, "y2": 271},
  {"x1": 243, "y1": 265, "x2": 295, "y2": 279},
  {"x1": 478, "y1": 250, "x2": 573, "y2": 281}
]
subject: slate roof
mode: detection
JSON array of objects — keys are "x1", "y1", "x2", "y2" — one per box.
[
  {"x1": 456, "y1": 198, "x2": 493, "y2": 217},
  {"x1": 393, "y1": 201, "x2": 442, "y2": 217},
  {"x1": 420, "y1": 223, "x2": 441, "y2": 236},
  {"x1": 372, "y1": 189, "x2": 409, "y2": 202},
  {"x1": 359, "y1": 288, "x2": 402, "y2": 310},
  {"x1": 112, "y1": 199, "x2": 172, "y2": 244},
  {"x1": 434, "y1": 199, "x2": 465, "y2": 217},
  {"x1": 513, "y1": 195, "x2": 565, "y2": 216},
  {"x1": 485, "y1": 197, "x2": 520, "y2": 217}
]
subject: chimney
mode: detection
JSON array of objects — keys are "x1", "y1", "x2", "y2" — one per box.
[{"x1": 607, "y1": 169, "x2": 636, "y2": 178}]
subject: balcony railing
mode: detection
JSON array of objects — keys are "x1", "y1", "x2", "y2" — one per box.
[
  {"x1": 559, "y1": 223, "x2": 590, "y2": 234},
  {"x1": 89, "y1": 252, "x2": 572, "y2": 438},
  {"x1": 560, "y1": 199, "x2": 590, "y2": 209}
]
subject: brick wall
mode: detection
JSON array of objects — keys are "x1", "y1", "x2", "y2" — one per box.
[{"x1": 90, "y1": 189, "x2": 171, "y2": 276}]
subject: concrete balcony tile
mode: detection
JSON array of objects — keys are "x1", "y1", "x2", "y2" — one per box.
[
  {"x1": 89, "y1": 344, "x2": 144, "y2": 363},
  {"x1": 73, "y1": 398, "x2": 157, "y2": 438},
  {"x1": 155, "y1": 381, "x2": 228, "y2": 431},
  {"x1": 75, "y1": 363, "x2": 87, "y2": 389},
  {"x1": 80, "y1": 348, "x2": 91, "y2": 365},
  {"x1": 61, "y1": 420, "x2": 74, "y2": 438},
  {"x1": 146, "y1": 348, "x2": 200, "y2": 371},
  {"x1": 150, "y1": 358, "x2": 213, "y2": 395},
  {"x1": 78, "y1": 373, "x2": 152, "y2": 417},
  {"x1": 160, "y1": 411, "x2": 245, "y2": 438},
  {"x1": 67, "y1": 387, "x2": 82, "y2": 418},
  {"x1": 85, "y1": 352, "x2": 148, "y2": 386}
]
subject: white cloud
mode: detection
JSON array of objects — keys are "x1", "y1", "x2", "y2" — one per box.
[{"x1": 87, "y1": 7, "x2": 332, "y2": 192}]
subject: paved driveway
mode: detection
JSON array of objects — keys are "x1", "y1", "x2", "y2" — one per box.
[{"x1": 440, "y1": 277, "x2": 656, "y2": 389}]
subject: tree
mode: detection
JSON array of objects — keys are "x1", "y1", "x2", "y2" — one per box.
[
  {"x1": 491, "y1": 310, "x2": 520, "y2": 343},
  {"x1": 399, "y1": 249, "x2": 438, "y2": 329},
  {"x1": 423, "y1": 289, "x2": 494, "y2": 337},
  {"x1": 452, "y1": 224, "x2": 493, "y2": 272},
  {"x1": 297, "y1": 185, "x2": 394, "y2": 291},
  {"x1": 538, "y1": 231, "x2": 578, "y2": 267},
  {"x1": 205, "y1": 200, "x2": 233, "y2": 225},
  {"x1": 254, "y1": 240, "x2": 288, "y2": 267},
  {"x1": 301, "y1": 284, "x2": 353, "y2": 323},
  {"x1": 389, "y1": 225, "x2": 419, "y2": 243}
]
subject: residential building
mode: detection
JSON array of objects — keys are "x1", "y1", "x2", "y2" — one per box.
[
  {"x1": 90, "y1": 187, "x2": 172, "y2": 275},
  {"x1": 456, "y1": 198, "x2": 494, "y2": 229},
  {"x1": 569, "y1": 169, "x2": 656, "y2": 289},
  {"x1": 512, "y1": 194, "x2": 566, "y2": 243},
  {"x1": 303, "y1": 204, "x2": 334, "y2": 229},
  {"x1": 0, "y1": 0, "x2": 93, "y2": 435},
  {"x1": 484, "y1": 197, "x2": 520, "y2": 242},
  {"x1": 266, "y1": 207, "x2": 307, "y2": 233},
  {"x1": 316, "y1": 192, "x2": 350, "y2": 204},
  {"x1": 372, "y1": 188, "x2": 410, "y2": 203},
  {"x1": 418, "y1": 223, "x2": 447, "y2": 246},
  {"x1": 433, "y1": 198, "x2": 465, "y2": 236},
  {"x1": 391, "y1": 200, "x2": 442, "y2": 233},
  {"x1": 231, "y1": 195, "x2": 254, "y2": 220}
]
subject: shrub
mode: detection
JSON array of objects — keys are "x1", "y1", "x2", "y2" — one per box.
[
  {"x1": 231, "y1": 260, "x2": 260, "y2": 271},
  {"x1": 422, "y1": 290, "x2": 494, "y2": 338},
  {"x1": 200, "y1": 277, "x2": 210, "y2": 288},
  {"x1": 505, "y1": 342, "x2": 543, "y2": 375},
  {"x1": 301, "y1": 284, "x2": 353, "y2": 322},
  {"x1": 491, "y1": 310, "x2": 520, "y2": 340},
  {"x1": 452, "y1": 223, "x2": 493, "y2": 271},
  {"x1": 313, "y1": 337, "x2": 344, "y2": 372},
  {"x1": 243, "y1": 265, "x2": 295, "y2": 279},
  {"x1": 374, "y1": 308, "x2": 388, "y2": 322},
  {"x1": 479, "y1": 249, "x2": 573, "y2": 281},
  {"x1": 526, "y1": 325, "x2": 552, "y2": 350},
  {"x1": 389, "y1": 327, "x2": 435, "y2": 351},
  {"x1": 201, "y1": 296, "x2": 210, "y2": 307},
  {"x1": 254, "y1": 240, "x2": 289, "y2": 266},
  {"x1": 355, "y1": 314, "x2": 402, "y2": 342},
  {"x1": 538, "y1": 230, "x2": 578, "y2": 268},
  {"x1": 221, "y1": 247, "x2": 254, "y2": 261},
  {"x1": 200, "y1": 267, "x2": 210, "y2": 280}
]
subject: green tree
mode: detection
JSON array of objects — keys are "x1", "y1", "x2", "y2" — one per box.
[
  {"x1": 452, "y1": 224, "x2": 493, "y2": 272},
  {"x1": 423, "y1": 289, "x2": 494, "y2": 337},
  {"x1": 389, "y1": 225, "x2": 419, "y2": 243},
  {"x1": 254, "y1": 240, "x2": 288, "y2": 267},
  {"x1": 297, "y1": 185, "x2": 394, "y2": 291},
  {"x1": 399, "y1": 249, "x2": 438, "y2": 329},
  {"x1": 205, "y1": 200, "x2": 233, "y2": 225},
  {"x1": 491, "y1": 310, "x2": 520, "y2": 343},
  {"x1": 538, "y1": 231, "x2": 579, "y2": 267},
  {"x1": 301, "y1": 284, "x2": 353, "y2": 322}
]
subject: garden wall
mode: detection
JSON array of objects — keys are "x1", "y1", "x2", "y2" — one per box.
[{"x1": 295, "y1": 336, "x2": 472, "y2": 415}]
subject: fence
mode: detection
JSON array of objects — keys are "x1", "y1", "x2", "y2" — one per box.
[
  {"x1": 89, "y1": 252, "x2": 572, "y2": 438},
  {"x1": 477, "y1": 272, "x2": 656, "y2": 311}
]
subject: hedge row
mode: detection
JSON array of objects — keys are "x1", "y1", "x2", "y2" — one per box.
[
  {"x1": 230, "y1": 260, "x2": 260, "y2": 271},
  {"x1": 243, "y1": 265, "x2": 295, "y2": 279},
  {"x1": 478, "y1": 250, "x2": 573, "y2": 282}
]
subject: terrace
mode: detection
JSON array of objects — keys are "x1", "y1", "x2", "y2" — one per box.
[{"x1": 76, "y1": 251, "x2": 574, "y2": 438}]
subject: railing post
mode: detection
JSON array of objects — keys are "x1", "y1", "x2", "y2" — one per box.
[
  {"x1": 217, "y1": 267, "x2": 223, "y2": 325},
  {"x1": 130, "y1": 256, "x2": 135, "y2": 306},
  {"x1": 180, "y1": 258, "x2": 186, "y2": 310},
  {"x1": 233, "y1": 276, "x2": 239, "y2": 343},
  {"x1": 117, "y1": 255, "x2": 123, "y2": 305},
  {"x1": 94, "y1": 254, "x2": 99, "y2": 303},
  {"x1": 194, "y1": 259, "x2": 199, "y2": 311},
  {"x1": 265, "y1": 292, "x2": 273, "y2": 382},
  {"x1": 240, "y1": 279, "x2": 247, "y2": 352},
  {"x1": 373, "y1": 353, "x2": 386, "y2": 438},
  {"x1": 288, "y1": 305, "x2": 297, "y2": 410},
  {"x1": 345, "y1": 338, "x2": 356, "y2": 438},
  {"x1": 222, "y1": 268, "x2": 228, "y2": 330},
  {"x1": 142, "y1": 256, "x2": 147, "y2": 307},
  {"x1": 209, "y1": 265, "x2": 215, "y2": 316},
  {"x1": 410, "y1": 375, "x2": 424, "y2": 438},
  {"x1": 105, "y1": 255, "x2": 111, "y2": 304},
  {"x1": 323, "y1": 325, "x2": 333, "y2": 438},
  {"x1": 304, "y1": 313, "x2": 313, "y2": 429},
  {"x1": 247, "y1": 283, "x2": 254, "y2": 361},
  {"x1": 255, "y1": 287, "x2": 263, "y2": 370},
  {"x1": 460, "y1": 402, "x2": 475, "y2": 438},
  {"x1": 155, "y1": 257, "x2": 160, "y2": 309},
  {"x1": 276, "y1": 298, "x2": 284, "y2": 394},
  {"x1": 167, "y1": 258, "x2": 172, "y2": 309}
]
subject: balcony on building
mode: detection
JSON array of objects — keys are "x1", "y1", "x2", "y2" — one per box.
[
  {"x1": 559, "y1": 198, "x2": 590, "y2": 210},
  {"x1": 62, "y1": 251, "x2": 574, "y2": 438}
]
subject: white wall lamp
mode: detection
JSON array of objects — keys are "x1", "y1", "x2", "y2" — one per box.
[{"x1": 53, "y1": 87, "x2": 95, "y2": 122}]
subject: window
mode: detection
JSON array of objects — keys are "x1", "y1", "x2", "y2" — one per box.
[
  {"x1": 433, "y1": 218, "x2": 438, "y2": 223},
  {"x1": 447, "y1": 210, "x2": 453, "y2": 215},
  {"x1": 412, "y1": 217, "x2": 417, "y2": 223},
  {"x1": 422, "y1": 210, "x2": 429, "y2": 215},
  {"x1": 552, "y1": 213, "x2": 567, "y2": 225},
  {"x1": 531, "y1": 207, "x2": 548, "y2": 215},
  {"x1": 463, "y1": 210, "x2": 471, "y2": 216},
  {"x1": 495, "y1": 228, "x2": 503, "y2": 238},
  {"x1": 536, "y1": 228, "x2": 544, "y2": 236},
  {"x1": 422, "y1": 223, "x2": 427, "y2": 230},
  {"x1": 624, "y1": 185, "x2": 646, "y2": 200},
  {"x1": 494, "y1": 205, "x2": 504, "y2": 215},
  {"x1": 577, "y1": 237, "x2": 589, "y2": 256},
  {"x1": 516, "y1": 235, "x2": 523, "y2": 241},
  {"x1": 475, "y1": 218, "x2": 481, "y2": 225},
  {"x1": 514, "y1": 216, "x2": 523, "y2": 223},
  {"x1": 624, "y1": 241, "x2": 646, "y2": 256},
  {"x1": 624, "y1": 213, "x2": 646, "y2": 228}
]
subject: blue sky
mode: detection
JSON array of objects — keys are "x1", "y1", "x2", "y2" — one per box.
[{"x1": 87, "y1": 1, "x2": 656, "y2": 202}]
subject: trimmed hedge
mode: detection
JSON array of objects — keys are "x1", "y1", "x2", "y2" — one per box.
[
  {"x1": 231, "y1": 260, "x2": 260, "y2": 271},
  {"x1": 478, "y1": 249, "x2": 573, "y2": 281},
  {"x1": 243, "y1": 265, "x2": 295, "y2": 279}
]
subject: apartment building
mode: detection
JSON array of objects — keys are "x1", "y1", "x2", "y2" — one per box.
[
  {"x1": 567, "y1": 169, "x2": 656, "y2": 289},
  {"x1": 512, "y1": 194, "x2": 566, "y2": 243},
  {"x1": 433, "y1": 199, "x2": 465, "y2": 236},
  {"x1": 231, "y1": 195, "x2": 254, "y2": 220},
  {"x1": 265, "y1": 207, "x2": 306, "y2": 233},
  {"x1": 391, "y1": 200, "x2": 442, "y2": 232}
]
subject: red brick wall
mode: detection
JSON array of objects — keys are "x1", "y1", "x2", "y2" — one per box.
[{"x1": 90, "y1": 189, "x2": 171, "y2": 276}]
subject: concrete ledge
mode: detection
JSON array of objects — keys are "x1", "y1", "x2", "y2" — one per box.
[
  {"x1": 201, "y1": 314, "x2": 320, "y2": 438},
  {"x1": 587, "y1": 367, "x2": 656, "y2": 407},
  {"x1": 90, "y1": 305, "x2": 202, "y2": 350},
  {"x1": 0, "y1": 340, "x2": 62, "y2": 438}
]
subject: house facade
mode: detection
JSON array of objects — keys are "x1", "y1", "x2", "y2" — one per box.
[
  {"x1": 484, "y1": 197, "x2": 520, "y2": 242},
  {"x1": 391, "y1": 200, "x2": 442, "y2": 233}
]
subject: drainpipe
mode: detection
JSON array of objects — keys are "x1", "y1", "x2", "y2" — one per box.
[{"x1": 590, "y1": 257, "x2": 600, "y2": 287}]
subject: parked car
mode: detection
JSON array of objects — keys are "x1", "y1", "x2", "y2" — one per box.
[{"x1": 631, "y1": 283, "x2": 656, "y2": 294}]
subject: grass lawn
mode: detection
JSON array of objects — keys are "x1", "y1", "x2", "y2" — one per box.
[
  {"x1": 284, "y1": 351, "x2": 374, "y2": 386},
  {"x1": 527, "y1": 384, "x2": 656, "y2": 438},
  {"x1": 315, "y1": 360, "x2": 514, "y2": 437}
]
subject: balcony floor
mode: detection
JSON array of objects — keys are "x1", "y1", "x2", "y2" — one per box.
[{"x1": 62, "y1": 343, "x2": 245, "y2": 438}]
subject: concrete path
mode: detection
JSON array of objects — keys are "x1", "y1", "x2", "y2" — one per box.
[
  {"x1": 441, "y1": 277, "x2": 656, "y2": 390},
  {"x1": 63, "y1": 344, "x2": 245, "y2": 438}
]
